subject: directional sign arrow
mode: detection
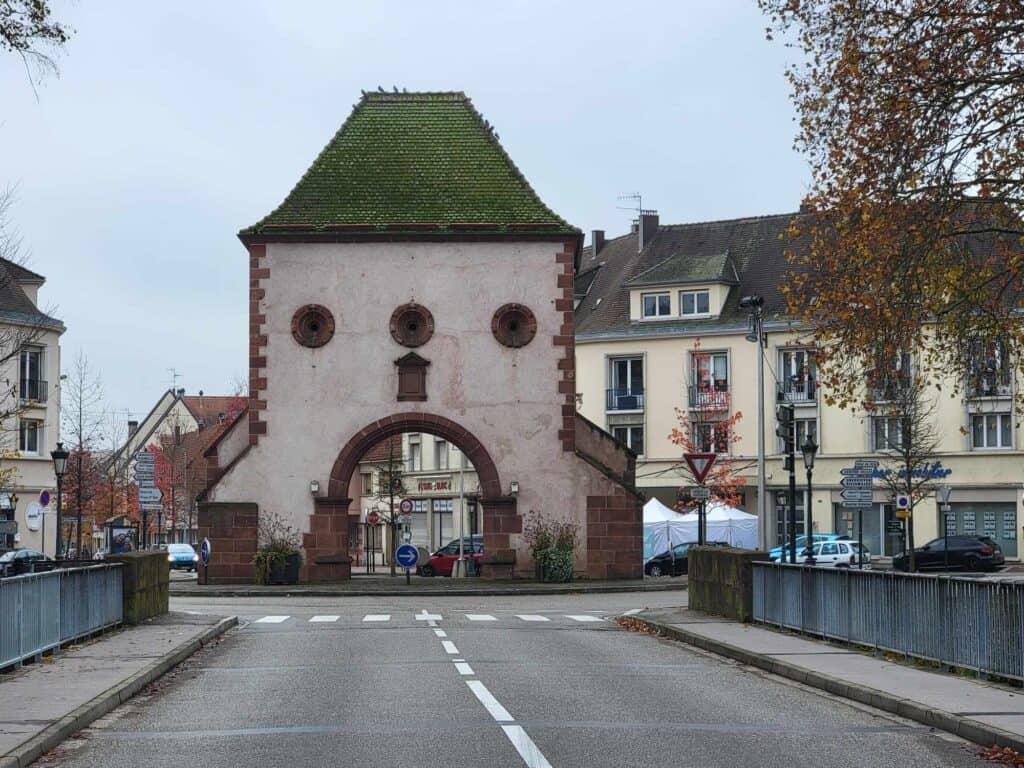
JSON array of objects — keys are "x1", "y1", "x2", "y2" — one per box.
[{"x1": 138, "y1": 487, "x2": 163, "y2": 502}]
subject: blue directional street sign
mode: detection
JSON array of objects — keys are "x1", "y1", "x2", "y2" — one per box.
[{"x1": 395, "y1": 543, "x2": 419, "y2": 569}]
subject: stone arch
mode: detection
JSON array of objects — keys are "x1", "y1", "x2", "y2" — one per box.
[{"x1": 305, "y1": 412, "x2": 517, "y2": 582}]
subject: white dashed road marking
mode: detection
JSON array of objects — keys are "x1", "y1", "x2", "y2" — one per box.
[
  {"x1": 254, "y1": 615, "x2": 289, "y2": 624},
  {"x1": 309, "y1": 615, "x2": 339, "y2": 623},
  {"x1": 622, "y1": 608, "x2": 643, "y2": 616},
  {"x1": 502, "y1": 725, "x2": 554, "y2": 768},
  {"x1": 454, "y1": 662, "x2": 474, "y2": 676},
  {"x1": 363, "y1": 614, "x2": 391, "y2": 622},
  {"x1": 441, "y1": 640, "x2": 460, "y2": 655},
  {"x1": 466, "y1": 680, "x2": 514, "y2": 722},
  {"x1": 515, "y1": 615, "x2": 550, "y2": 622},
  {"x1": 566, "y1": 614, "x2": 604, "y2": 622},
  {"x1": 433, "y1": 629, "x2": 447, "y2": 638},
  {"x1": 465, "y1": 614, "x2": 497, "y2": 621}
]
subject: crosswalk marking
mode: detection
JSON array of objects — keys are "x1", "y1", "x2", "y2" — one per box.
[
  {"x1": 465, "y1": 614, "x2": 497, "y2": 621},
  {"x1": 309, "y1": 615, "x2": 339, "y2": 623},
  {"x1": 254, "y1": 615, "x2": 289, "y2": 624},
  {"x1": 566, "y1": 615, "x2": 604, "y2": 623},
  {"x1": 246, "y1": 611, "x2": 618, "y2": 627},
  {"x1": 363, "y1": 614, "x2": 391, "y2": 622},
  {"x1": 515, "y1": 614, "x2": 550, "y2": 622}
]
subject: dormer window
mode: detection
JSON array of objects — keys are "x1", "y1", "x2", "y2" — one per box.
[
  {"x1": 680, "y1": 290, "x2": 710, "y2": 316},
  {"x1": 642, "y1": 293, "x2": 671, "y2": 318}
]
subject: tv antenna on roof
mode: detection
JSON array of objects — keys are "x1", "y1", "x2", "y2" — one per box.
[{"x1": 617, "y1": 192, "x2": 642, "y2": 212}]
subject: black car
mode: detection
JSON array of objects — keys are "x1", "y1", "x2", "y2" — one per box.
[
  {"x1": 0, "y1": 549, "x2": 54, "y2": 577},
  {"x1": 644, "y1": 541, "x2": 728, "y2": 577},
  {"x1": 892, "y1": 536, "x2": 1005, "y2": 572}
]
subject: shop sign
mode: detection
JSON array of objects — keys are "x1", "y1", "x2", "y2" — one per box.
[
  {"x1": 872, "y1": 461, "x2": 952, "y2": 480},
  {"x1": 417, "y1": 479, "x2": 451, "y2": 492}
]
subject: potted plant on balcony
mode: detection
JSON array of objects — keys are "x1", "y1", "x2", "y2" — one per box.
[{"x1": 252, "y1": 511, "x2": 302, "y2": 585}]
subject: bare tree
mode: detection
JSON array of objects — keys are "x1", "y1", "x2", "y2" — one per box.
[
  {"x1": 366, "y1": 437, "x2": 406, "y2": 576},
  {"x1": 1, "y1": 0, "x2": 72, "y2": 91},
  {"x1": 868, "y1": 358, "x2": 943, "y2": 572},
  {"x1": 60, "y1": 351, "x2": 105, "y2": 556}
]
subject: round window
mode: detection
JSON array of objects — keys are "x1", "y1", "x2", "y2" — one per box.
[
  {"x1": 291, "y1": 305, "x2": 335, "y2": 348},
  {"x1": 390, "y1": 303, "x2": 435, "y2": 348},
  {"x1": 491, "y1": 303, "x2": 537, "y2": 348}
]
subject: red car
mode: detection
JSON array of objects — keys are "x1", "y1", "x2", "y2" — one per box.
[{"x1": 420, "y1": 535, "x2": 483, "y2": 577}]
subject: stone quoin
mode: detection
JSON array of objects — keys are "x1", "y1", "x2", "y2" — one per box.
[{"x1": 200, "y1": 91, "x2": 641, "y2": 582}]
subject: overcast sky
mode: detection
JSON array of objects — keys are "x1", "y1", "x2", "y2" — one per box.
[{"x1": 0, "y1": 1, "x2": 806, "y2": 422}]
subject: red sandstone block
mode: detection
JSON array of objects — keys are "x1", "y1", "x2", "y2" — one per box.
[
  {"x1": 498, "y1": 516, "x2": 522, "y2": 534},
  {"x1": 251, "y1": 268, "x2": 270, "y2": 279},
  {"x1": 554, "y1": 298, "x2": 573, "y2": 311},
  {"x1": 556, "y1": 273, "x2": 573, "y2": 288},
  {"x1": 555, "y1": 252, "x2": 573, "y2": 264},
  {"x1": 311, "y1": 515, "x2": 330, "y2": 533}
]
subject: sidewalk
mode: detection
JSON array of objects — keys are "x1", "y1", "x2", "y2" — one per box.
[
  {"x1": 632, "y1": 607, "x2": 1024, "y2": 753},
  {"x1": 0, "y1": 612, "x2": 236, "y2": 768},
  {"x1": 171, "y1": 576, "x2": 686, "y2": 598}
]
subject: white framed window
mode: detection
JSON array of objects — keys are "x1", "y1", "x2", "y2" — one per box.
[
  {"x1": 679, "y1": 290, "x2": 710, "y2": 316},
  {"x1": 972, "y1": 413, "x2": 1012, "y2": 449},
  {"x1": 407, "y1": 434, "x2": 422, "y2": 472},
  {"x1": 612, "y1": 424, "x2": 644, "y2": 455},
  {"x1": 608, "y1": 356, "x2": 644, "y2": 410},
  {"x1": 641, "y1": 293, "x2": 671, "y2": 318},
  {"x1": 780, "y1": 418, "x2": 818, "y2": 453},
  {"x1": 968, "y1": 340, "x2": 1012, "y2": 397},
  {"x1": 19, "y1": 419, "x2": 41, "y2": 455},
  {"x1": 872, "y1": 416, "x2": 903, "y2": 451},
  {"x1": 692, "y1": 421, "x2": 729, "y2": 454},
  {"x1": 19, "y1": 346, "x2": 43, "y2": 402},
  {"x1": 360, "y1": 472, "x2": 373, "y2": 496},
  {"x1": 691, "y1": 351, "x2": 729, "y2": 390},
  {"x1": 434, "y1": 439, "x2": 449, "y2": 470}
]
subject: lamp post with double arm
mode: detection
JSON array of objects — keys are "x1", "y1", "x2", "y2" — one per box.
[{"x1": 801, "y1": 437, "x2": 818, "y2": 565}]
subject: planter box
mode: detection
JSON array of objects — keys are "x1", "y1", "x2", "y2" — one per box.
[{"x1": 267, "y1": 552, "x2": 301, "y2": 585}]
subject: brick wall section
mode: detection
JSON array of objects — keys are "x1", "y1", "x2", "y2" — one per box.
[
  {"x1": 197, "y1": 502, "x2": 258, "y2": 584},
  {"x1": 302, "y1": 497, "x2": 352, "y2": 582},
  {"x1": 585, "y1": 492, "x2": 643, "y2": 579},
  {"x1": 248, "y1": 243, "x2": 268, "y2": 445},
  {"x1": 554, "y1": 240, "x2": 577, "y2": 453}
]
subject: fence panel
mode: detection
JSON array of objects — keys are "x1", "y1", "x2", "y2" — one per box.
[
  {"x1": 0, "y1": 564, "x2": 122, "y2": 669},
  {"x1": 752, "y1": 562, "x2": 1024, "y2": 681}
]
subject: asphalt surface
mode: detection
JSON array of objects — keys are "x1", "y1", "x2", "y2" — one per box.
[{"x1": 37, "y1": 591, "x2": 989, "y2": 768}]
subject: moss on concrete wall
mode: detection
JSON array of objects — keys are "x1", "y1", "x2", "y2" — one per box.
[
  {"x1": 688, "y1": 547, "x2": 767, "y2": 622},
  {"x1": 106, "y1": 551, "x2": 169, "y2": 624}
]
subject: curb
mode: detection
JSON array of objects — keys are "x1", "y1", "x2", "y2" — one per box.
[
  {"x1": 170, "y1": 582, "x2": 687, "y2": 598},
  {"x1": 0, "y1": 616, "x2": 238, "y2": 768},
  {"x1": 629, "y1": 615, "x2": 1024, "y2": 754}
]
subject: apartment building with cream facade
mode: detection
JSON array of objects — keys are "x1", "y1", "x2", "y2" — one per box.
[{"x1": 575, "y1": 212, "x2": 1024, "y2": 561}]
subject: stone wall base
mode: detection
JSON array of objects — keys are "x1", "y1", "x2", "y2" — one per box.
[{"x1": 197, "y1": 502, "x2": 258, "y2": 585}]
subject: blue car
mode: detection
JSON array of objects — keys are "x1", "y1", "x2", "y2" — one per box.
[
  {"x1": 769, "y1": 534, "x2": 850, "y2": 561},
  {"x1": 166, "y1": 543, "x2": 199, "y2": 571}
]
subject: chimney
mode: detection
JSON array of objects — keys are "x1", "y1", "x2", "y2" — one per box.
[
  {"x1": 591, "y1": 230, "x2": 606, "y2": 258},
  {"x1": 128, "y1": 420, "x2": 138, "y2": 436},
  {"x1": 638, "y1": 210, "x2": 659, "y2": 252}
]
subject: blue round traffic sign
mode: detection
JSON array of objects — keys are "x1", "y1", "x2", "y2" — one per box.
[
  {"x1": 200, "y1": 538, "x2": 211, "y2": 566},
  {"x1": 395, "y1": 543, "x2": 419, "y2": 569}
]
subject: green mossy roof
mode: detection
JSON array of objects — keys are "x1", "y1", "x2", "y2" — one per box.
[
  {"x1": 624, "y1": 252, "x2": 738, "y2": 287},
  {"x1": 242, "y1": 91, "x2": 578, "y2": 238}
]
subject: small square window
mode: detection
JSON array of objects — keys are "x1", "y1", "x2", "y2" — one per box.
[{"x1": 642, "y1": 293, "x2": 671, "y2": 318}]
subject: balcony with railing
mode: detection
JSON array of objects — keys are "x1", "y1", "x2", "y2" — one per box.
[
  {"x1": 869, "y1": 375, "x2": 909, "y2": 403},
  {"x1": 968, "y1": 372, "x2": 1012, "y2": 399},
  {"x1": 780, "y1": 375, "x2": 816, "y2": 404},
  {"x1": 19, "y1": 378, "x2": 47, "y2": 403},
  {"x1": 688, "y1": 382, "x2": 730, "y2": 411},
  {"x1": 606, "y1": 388, "x2": 645, "y2": 412}
]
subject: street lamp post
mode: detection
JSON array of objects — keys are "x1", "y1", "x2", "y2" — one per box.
[
  {"x1": 50, "y1": 442, "x2": 69, "y2": 560},
  {"x1": 937, "y1": 484, "x2": 952, "y2": 570},
  {"x1": 740, "y1": 295, "x2": 768, "y2": 550},
  {"x1": 801, "y1": 437, "x2": 818, "y2": 565}
]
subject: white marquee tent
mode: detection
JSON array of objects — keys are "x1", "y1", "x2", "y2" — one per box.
[{"x1": 643, "y1": 498, "x2": 758, "y2": 560}]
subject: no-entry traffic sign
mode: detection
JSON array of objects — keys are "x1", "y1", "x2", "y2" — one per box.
[{"x1": 367, "y1": 510, "x2": 380, "y2": 526}]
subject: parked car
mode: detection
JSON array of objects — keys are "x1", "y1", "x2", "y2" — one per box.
[
  {"x1": 0, "y1": 549, "x2": 54, "y2": 576},
  {"x1": 892, "y1": 536, "x2": 1005, "y2": 572},
  {"x1": 644, "y1": 541, "x2": 729, "y2": 577},
  {"x1": 420, "y1": 535, "x2": 483, "y2": 577},
  {"x1": 166, "y1": 543, "x2": 199, "y2": 572},
  {"x1": 796, "y1": 540, "x2": 870, "y2": 568},
  {"x1": 769, "y1": 534, "x2": 850, "y2": 562}
]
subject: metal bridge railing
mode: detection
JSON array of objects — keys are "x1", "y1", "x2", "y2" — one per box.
[
  {"x1": 753, "y1": 561, "x2": 1024, "y2": 681},
  {"x1": 0, "y1": 564, "x2": 123, "y2": 669}
]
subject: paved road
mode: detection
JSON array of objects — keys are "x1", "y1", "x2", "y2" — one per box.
[{"x1": 39, "y1": 591, "x2": 987, "y2": 767}]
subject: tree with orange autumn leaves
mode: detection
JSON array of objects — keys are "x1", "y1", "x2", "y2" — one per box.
[
  {"x1": 760, "y1": 0, "x2": 1024, "y2": 409},
  {"x1": 668, "y1": 341, "x2": 751, "y2": 511}
]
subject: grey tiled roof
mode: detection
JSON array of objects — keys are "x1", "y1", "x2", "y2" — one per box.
[
  {"x1": 0, "y1": 258, "x2": 62, "y2": 330},
  {"x1": 575, "y1": 213, "x2": 808, "y2": 338},
  {"x1": 625, "y1": 251, "x2": 738, "y2": 287}
]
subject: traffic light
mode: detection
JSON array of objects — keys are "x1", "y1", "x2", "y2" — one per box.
[{"x1": 776, "y1": 401, "x2": 795, "y2": 455}]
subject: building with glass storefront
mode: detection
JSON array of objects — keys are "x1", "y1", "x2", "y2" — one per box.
[{"x1": 574, "y1": 212, "x2": 1022, "y2": 561}]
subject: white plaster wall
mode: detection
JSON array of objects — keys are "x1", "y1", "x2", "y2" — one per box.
[{"x1": 212, "y1": 240, "x2": 583, "y2": 568}]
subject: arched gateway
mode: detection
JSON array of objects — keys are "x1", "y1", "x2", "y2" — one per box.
[{"x1": 199, "y1": 91, "x2": 642, "y2": 583}]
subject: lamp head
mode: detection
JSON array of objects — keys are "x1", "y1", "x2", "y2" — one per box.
[{"x1": 801, "y1": 437, "x2": 818, "y2": 470}]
